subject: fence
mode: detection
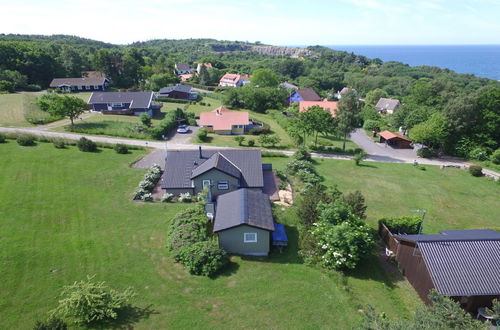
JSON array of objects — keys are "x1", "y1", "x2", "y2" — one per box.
[{"x1": 378, "y1": 222, "x2": 400, "y2": 253}]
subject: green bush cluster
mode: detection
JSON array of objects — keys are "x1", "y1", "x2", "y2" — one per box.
[
  {"x1": 113, "y1": 144, "x2": 128, "y2": 154},
  {"x1": 16, "y1": 134, "x2": 36, "y2": 146},
  {"x1": 491, "y1": 149, "x2": 500, "y2": 164},
  {"x1": 53, "y1": 140, "x2": 66, "y2": 149},
  {"x1": 0, "y1": 133, "x2": 6, "y2": 143},
  {"x1": 76, "y1": 137, "x2": 97, "y2": 152},
  {"x1": 293, "y1": 147, "x2": 312, "y2": 161},
  {"x1": 247, "y1": 139, "x2": 255, "y2": 147},
  {"x1": 261, "y1": 151, "x2": 288, "y2": 158},
  {"x1": 468, "y1": 147, "x2": 490, "y2": 161},
  {"x1": 378, "y1": 216, "x2": 422, "y2": 234},
  {"x1": 362, "y1": 119, "x2": 382, "y2": 132},
  {"x1": 286, "y1": 157, "x2": 323, "y2": 185},
  {"x1": 166, "y1": 206, "x2": 228, "y2": 276},
  {"x1": 417, "y1": 147, "x2": 436, "y2": 158},
  {"x1": 468, "y1": 165, "x2": 483, "y2": 177},
  {"x1": 149, "y1": 111, "x2": 178, "y2": 140},
  {"x1": 196, "y1": 128, "x2": 208, "y2": 142}
]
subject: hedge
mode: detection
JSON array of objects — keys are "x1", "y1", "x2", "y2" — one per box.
[{"x1": 378, "y1": 216, "x2": 421, "y2": 234}]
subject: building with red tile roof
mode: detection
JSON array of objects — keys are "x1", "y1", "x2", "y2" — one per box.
[
  {"x1": 299, "y1": 99, "x2": 339, "y2": 117},
  {"x1": 199, "y1": 106, "x2": 251, "y2": 134},
  {"x1": 218, "y1": 73, "x2": 250, "y2": 87}
]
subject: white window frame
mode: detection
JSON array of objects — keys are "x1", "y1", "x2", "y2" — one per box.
[
  {"x1": 202, "y1": 180, "x2": 211, "y2": 189},
  {"x1": 85, "y1": 85, "x2": 90, "y2": 90},
  {"x1": 77, "y1": 85, "x2": 82, "y2": 90},
  {"x1": 244, "y1": 232, "x2": 257, "y2": 243},
  {"x1": 94, "y1": 85, "x2": 99, "y2": 89},
  {"x1": 217, "y1": 180, "x2": 229, "y2": 190}
]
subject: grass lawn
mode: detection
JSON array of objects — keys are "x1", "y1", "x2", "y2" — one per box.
[
  {"x1": 264, "y1": 156, "x2": 500, "y2": 233},
  {"x1": 0, "y1": 93, "x2": 31, "y2": 126},
  {"x1": 0, "y1": 143, "x2": 420, "y2": 329}
]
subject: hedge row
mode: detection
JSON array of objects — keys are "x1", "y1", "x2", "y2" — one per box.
[
  {"x1": 378, "y1": 216, "x2": 421, "y2": 234},
  {"x1": 134, "y1": 164, "x2": 162, "y2": 201}
]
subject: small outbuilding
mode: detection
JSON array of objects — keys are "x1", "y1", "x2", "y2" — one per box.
[
  {"x1": 379, "y1": 130, "x2": 412, "y2": 148},
  {"x1": 158, "y1": 84, "x2": 196, "y2": 100},
  {"x1": 394, "y1": 229, "x2": 500, "y2": 312},
  {"x1": 213, "y1": 189, "x2": 274, "y2": 256}
]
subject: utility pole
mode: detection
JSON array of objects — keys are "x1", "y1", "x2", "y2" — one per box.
[{"x1": 411, "y1": 209, "x2": 427, "y2": 234}]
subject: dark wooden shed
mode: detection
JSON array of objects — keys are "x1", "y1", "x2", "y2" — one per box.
[
  {"x1": 379, "y1": 130, "x2": 413, "y2": 148},
  {"x1": 386, "y1": 229, "x2": 500, "y2": 313}
]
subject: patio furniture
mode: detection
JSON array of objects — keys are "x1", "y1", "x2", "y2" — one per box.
[{"x1": 477, "y1": 307, "x2": 495, "y2": 320}]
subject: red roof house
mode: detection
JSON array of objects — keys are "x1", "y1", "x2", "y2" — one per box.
[
  {"x1": 299, "y1": 99, "x2": 339, "y2": 117},
  {"x1": 218, "y1": 73, "x2": 250, "y2": 87},
  {"x1": 199, "y1": 106, "x2": 251, "y2": 134}
]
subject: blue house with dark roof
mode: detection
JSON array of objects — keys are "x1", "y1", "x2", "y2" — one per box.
[
  {"x1": 393, "y1": 229, "x2": 500, "y2": 312},
  {"x1": 88, "y1": 92, "x2": 162, "y2": 116}
]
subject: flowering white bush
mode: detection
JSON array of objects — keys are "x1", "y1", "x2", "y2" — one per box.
[
  {"x1": 310, "y1": 221, "x2": 373, "y2": 270},
  {"x1": 179, "y1": 193, "x2": 192, "y2": 203},
  {"x1": 161, "y1": 193, "x2": 174, "y2": 203},
  {"x1": 142, "y1": 193, "x2": 153, "y2": 202},
  {"x1": 134, "y1": 164, "x2": 162, "y2": 200}
]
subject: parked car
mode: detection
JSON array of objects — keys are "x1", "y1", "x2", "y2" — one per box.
[{"x1": 176, "y1": 125, "x2": 189, "y2": 133}]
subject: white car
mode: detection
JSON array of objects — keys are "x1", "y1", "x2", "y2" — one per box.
[{"x1": 176, "y1": 125, "x2": 189, "y2": 134}]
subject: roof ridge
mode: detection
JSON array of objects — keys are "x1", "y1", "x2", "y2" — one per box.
[{"x1": 218, "y1": 152, "x2": 242, "y2": 173}]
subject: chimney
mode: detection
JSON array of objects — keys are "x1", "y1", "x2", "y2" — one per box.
[{"x1": 199, "y1": 146, "x2": 202, "y2": 159}]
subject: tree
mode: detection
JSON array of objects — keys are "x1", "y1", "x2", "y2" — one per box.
[
  {"x1": 198, "y1": 64, "x2": 210, "y2": 85},
  {"x1": 476, "y1": 87, "x2": 500, "y2": 148},
  {"x1": 337, "y1": 90, "x2": 361, "y2": 151},
  {"x1": 140, "y1": 113, "x2": 152, "y2": 127},
  {"x1": 250, "y1": 68, "x2": 279, "y2": 88},
  {"x1": 443, "y1": 94, "x2": 479, "y2": 137},
  {"x1": 343, "y1": 190, "x2": 367, "y2": 219},
  {"x1": 365, "y1": 88, "x2": 388, "y2": 105},
  {"x1": 145, "y1": 73, "x2": 179, "y2": 91},
  {"x1": 234, "y1": 135, "x2": 245, "y2": 146},
  {"x1": 50, "y1": 275, "x2": 135, "y2": 325},
  {"x1": 39, "y1": 94, "x2": 87, "y2": 125},
  {"x1": 409, "y1": 112, "x2": 448, "y2": 149},
  {"x1": 353, "y1": 151, "x2": 368, "y2": 166}
]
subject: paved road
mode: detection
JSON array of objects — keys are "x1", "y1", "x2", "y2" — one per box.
[{"x1": 1, "y1": 125, "x2": 498, "y2": 180}]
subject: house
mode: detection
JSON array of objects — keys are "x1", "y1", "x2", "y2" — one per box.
[
  {"x1": 375, "y1": 98, "x2": 401, "y2": 114},
  {"x1": 218, "y1": 73, "x2": 250, "y2": 87},
  {"x1": 158, "y1": 84, "x2": 196, "y2": 100},
  {"x1": 213, "y1": 188, "x2": 274, "y2": 256},
  {"x1": 179, "y1": 74, "x2": 193, "y2": 82},
  {"x1": 49, "y1": 76, "x2": 109, "y2": 92},
  {"x1": 199, "y1": 106, "x2": 251, "y2": 134},
  {"x1": 288, "y1": 88, "x2": 322, "y2": 103},
  {"x1": 174, "y1": 63, "x2": 195, "y2": 75},
  {"x1": 299, "y1": 99, "x2": 339, "y2": 117},
  {"x1": 160, "y1": 147, "x2": 264, "y2": 199},
  {"x1": 392, "y1": 229, "x2": 500, "y2": 312},
  {"x1": 336, "y1": 87, "x2": 356, "y2": 99},
  {"x1": 87, "y1": 92, "x2": 162, "y2": 116},
  {"x1": 196, "y1": 62, "x2": 213, "y2": 74},
  {"x1": 378, "y1": 130, "x2": 412, "y2": 148},
  {"x1": 280, "y1": 81, "x2": 298, "y2": 90}
]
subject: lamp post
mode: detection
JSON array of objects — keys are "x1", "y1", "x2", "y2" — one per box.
[{"x1": 411, "y1": 209, "x2": 427, "y2": 234}]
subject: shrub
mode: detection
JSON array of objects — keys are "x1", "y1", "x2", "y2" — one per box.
[
  {"x1": 343, "y1": 190, "x2": 367, "y2": 219},
  {"x1": 379, "y1": 216, "x2": 421, "y2": 234},
  {"x1": 353, "y1": 151, "x2": 368, "y2": 165},
  {"x1": 16, "y1": 134, "x2": 36, "y2": 146},
  {"x1": 53, "y1": 140, "x2": 66, "y2": 149},
  {"x1": 469, "y1": 147, "x2": 490, "y2": 161},
  {"x1": 417, "y1": 147, "x2": 436, "y2": 158},
  {"x1": 142, "y1": 193, "x2": 153, "y2": 202},
  {"x1": 286, "y1": 159, "x2": 316, "y2": 175},
  {"x1": 362, "y1": 119, "x2": 381, "y2": 132},
  {"x1": 139, "y1": 113, "x2": 152, "y2": 127},
  {"x1": 491, "y1": 149, "x2": 500, "y2": 165},
  {"x1": 179, "y1": 192, "x2": 192, "y2": 203},
  {"x1": 261, "y1": 151, "x2": 288, "y2": 157},
  {"x1": 113, "y1": 144, "x2": 128, "y2": 154},
  {"x1": 33, "y1": 317, "x2": 68, "y2": 330},
  {"x1": 49, "y1": 275, "x2": 135, "y2": 325},
  {"x1": 175, "y1": 241, "x2": 229, "y2": 276},
  {"x1": 0, "y1": 133, "x2": 6, "y2": 143},
  {"x1": 77, "y1": 137, "x2": 97, "y2": 152},
  {"x1": 247, "y1": 139, "x2": 255, "y2": 147},
  {"x1": 197, "y1": 128, "x2": 208, "y2": 142},
  {"x1": 234, "y1": 135, "x2": 245, "y2": 146},
  {"x1": 188, "y1": 118, "x2": 197, "y2": 126},
  {"x1": 166, "y1": 207, "x2": 209, "y2": 255},
  {"x1": 468, "y1": 165, "x2": 483, "y2": 177},
  {"x1": 161, "y1": 193, "x2": 174, "y2": 202},
  {"x1": 294, "y1": 147, "x2": 312, "y2": 161}
]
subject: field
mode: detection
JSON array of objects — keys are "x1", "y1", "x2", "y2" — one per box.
[
  {"x1": 0, "y1": 142, "x2": 421, "y2": 329},
  {"x1": 0, "y1": 92, "x2": 92, "y2": 127},
  {"x1": 266, "y1": 156, "x2": 500, "y2": 232}
]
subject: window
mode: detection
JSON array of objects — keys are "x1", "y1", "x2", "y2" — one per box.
[
  {"x1": 202, "y1": 180, "x2": 211, "y2": 189},
  {"x1": 244, "y1": 232, "x2": 257, "y2": 243},
  {"x1": 217, "y1": 180, "x2": 229, "y2": 190},
  {"x1": 85, "y1": 85, "x2": 90, "y2": 90},
  {"x1": 77, "y1": 85, "x2": 82, "y2": 90},
  {"x1": 94, "y1": 85, "x2": 99, "y2": 89}
]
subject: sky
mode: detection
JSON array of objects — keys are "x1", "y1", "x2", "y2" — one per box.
[{"x1": 1, "y1": 0, "x2": 499, "y2": 45}]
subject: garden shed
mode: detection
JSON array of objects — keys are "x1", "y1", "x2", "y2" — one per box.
[{"x1": 379, "y1": 130, "x2": 413, "y2": 148}]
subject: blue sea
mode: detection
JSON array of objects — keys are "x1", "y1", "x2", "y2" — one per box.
[{"x1": 326, "y1": 45, "x2": 500, "y2": 81}]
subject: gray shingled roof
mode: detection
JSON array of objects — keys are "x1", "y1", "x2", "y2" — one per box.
[
  {"x1": 296, "y1": 88, "x2": 321, "y2": 101},
  {"x1": 88, "y1": 92, "x2": 153, "y2": 109},
  {"x1": 159, "y1": 84, "x2": 192, "y2": 94},
  {"x1": 161, "y1": 149, "x2": 263, "y2": 189},
  {"x1": 375, "y1": 98, "x2": 401, "y2": 111},
  {"x1": 396, "y1": 229, "x2": 500, "y2": 296},
  {"x1": 50, "y1": 77, "x2": 106, "y2": 87},
  {"x1": 191, "y1": 152, "x2": 241, "y2": 179},
  {"x1": 213, "y1": 189, "x2": 274, "y2": 232},
  {"x1": 175, "y1": 63, "x2": 191, "y2": 71}
]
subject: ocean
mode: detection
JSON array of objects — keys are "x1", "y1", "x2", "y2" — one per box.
[{"x1": 326, "y1": 45, "x2": 500, "y2": 81}]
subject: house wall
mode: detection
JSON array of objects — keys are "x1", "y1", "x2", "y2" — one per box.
[
  {"x1": 288, "y1": 91, "x2": 303, "y2": 103},
  {"x1": 217, "y1": 225, "x2": 270, "y2": 256},
  {"x1": 159, "y1": 90, "x2": 190, "y2": 99},
  {"x1": 193, "y1": 168, "x2": 240, "y2": 199},
  {"x1": 395, "y1": 240, "x2": 436, "y2": 304}
]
